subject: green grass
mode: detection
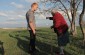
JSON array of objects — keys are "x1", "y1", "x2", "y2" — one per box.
[{"x1": 0, "y1": 27, "x2": 84, "y2": 55}]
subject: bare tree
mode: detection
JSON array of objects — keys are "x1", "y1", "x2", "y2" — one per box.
[
  {"x1": 79, "y1": 0, "x2": 85, "y2": 43},
  {"x1": 70, "y1": 0, "x2": 83, "y2": 36},
  {"x1": 39, "y1": 0, "x2": 83, "y2": 37}
]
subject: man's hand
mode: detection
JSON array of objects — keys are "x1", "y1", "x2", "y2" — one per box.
[
  {"x1": 50, "y1": 25, "x2": 54, "y2": 29},
  {"x1": 29, "y1": 21, "x2": 36, "y2": 34},
  {"x1": 50, "y1": 25, "x2": 55, "y2": 33},
  {"x1": 33, "y1": 30, "x2": 36, "y2": 35}
]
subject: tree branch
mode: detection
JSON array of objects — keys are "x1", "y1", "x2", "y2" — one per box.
[
  {"x1": 58, "y1": 0, "x2": 71, "y2": 23},
  {"x1": 76, "y1": 0, "x2": 82, "y2": 11}
]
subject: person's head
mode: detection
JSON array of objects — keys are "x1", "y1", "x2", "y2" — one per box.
[
  {"x1": 51, "y1": 9, "x2": 57, "y2": 16},
  {"x1": 31, "y1": 3, "x2": 38, "y2": 11}
]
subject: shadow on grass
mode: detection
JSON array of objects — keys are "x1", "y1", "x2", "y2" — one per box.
[
  {"x1": 0, "y1": 41, "x2": 4, "y2": 55},
  {"x1": 9, "y1": 34, "x2": 30, "y2": 54},
  {"x1": 9, "y1": 32, "x2": 72, "y2": 55},
  {"x1": 70, "y1": 37, "x2": 84, "y2": 49},
  {"x1": 36, "y1": 41, "x2": 72, "y2": 55},
  {"x1": 9, "y1": 34, "x2": 51, "y2": 55}
]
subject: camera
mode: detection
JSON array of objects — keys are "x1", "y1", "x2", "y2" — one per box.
[{"x1": 46, "y1": 17, "x2": 53, "y2": 20}]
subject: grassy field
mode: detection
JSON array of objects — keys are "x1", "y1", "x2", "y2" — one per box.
[{"x1": 0, "y1": 27, "x2": 84, "y2": 55}]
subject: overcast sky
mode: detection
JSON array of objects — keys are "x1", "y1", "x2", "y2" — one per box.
[{"x1": 0, "y1": 0, "x2": 84, "y2": 28}]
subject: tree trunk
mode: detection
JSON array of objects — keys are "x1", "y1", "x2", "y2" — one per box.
[
  {"x1": 79, "y1": 0, "x2": 85, "y2": 45},
  {"x1": 70, "y1": 0, "x2": 77, "y2": 37}
]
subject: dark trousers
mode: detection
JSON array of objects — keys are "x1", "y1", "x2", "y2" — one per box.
[
  {"x1": 54, "y1": 28, "x2": 69, "y2": 46},
  {"x1": 58, "y1": 31, "x2": 69, "y2": 46},
  {"x1": 29, "y1": 30, "x2": 36, "y2": 52}
]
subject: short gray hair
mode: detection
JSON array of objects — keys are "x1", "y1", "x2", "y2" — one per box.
[
  {"x1": 51, "y1": 9, "x2": 57, "y2": 14},
  {"x1": 51, "y1": 9, "x2": 57, "y2": 15}
]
